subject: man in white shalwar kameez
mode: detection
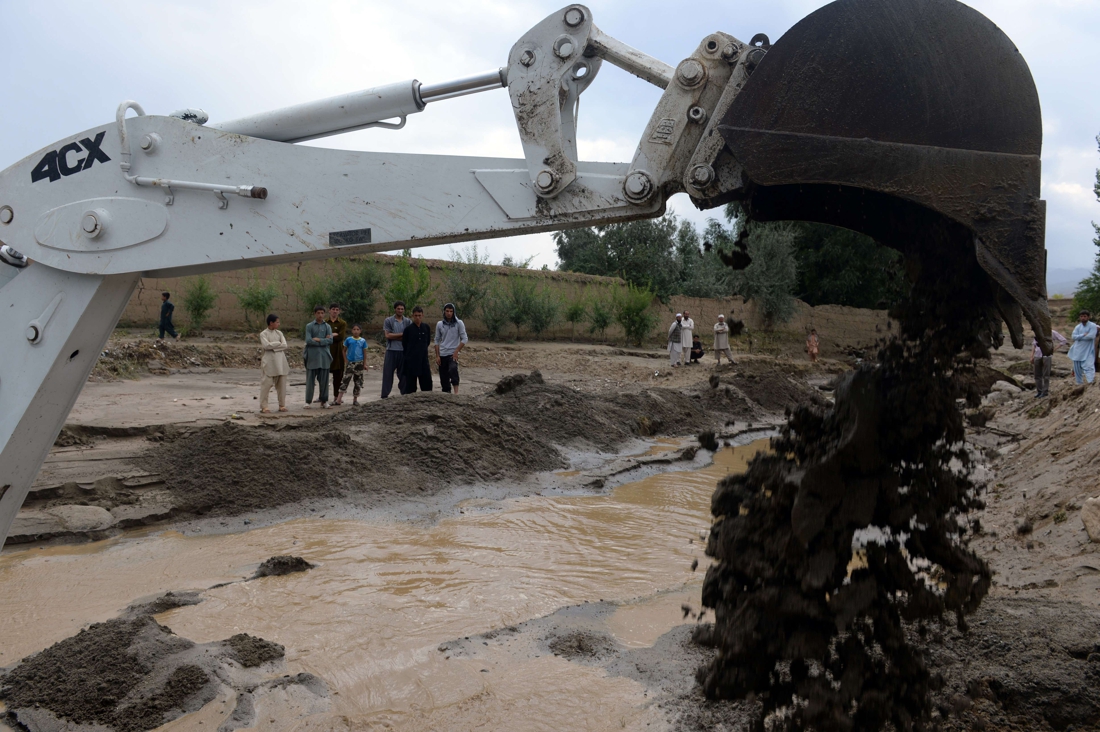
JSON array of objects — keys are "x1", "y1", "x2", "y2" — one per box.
[
  {"x1": 259, "y1": 314, "x2": 290, "y2": 412},
  {"x1": 668, "y1": 314, "x2": 684, "y2": 367},
  {"x1": 680, "y1": 311, "x2": 695, "y2": 366}
]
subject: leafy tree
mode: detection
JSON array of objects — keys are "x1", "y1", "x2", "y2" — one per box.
[
  {"x1": 733, "y1": 223, "x2": 799, "y2": 327},
  {"x1": 386, "y1": 250, "x2": 435, "y2": 311},
  {"x1": 675, "y1": 220, "x2": 737, "y2": 298},
  {"x1": 293, "y1": 274, "x2": 331, "y2": 337},
  {"x1": 181, "y1": 276, "x2": 217, "y2": 335},
  {"x1": 480, "y1": 286, "x2": 511, "y2": 340},
  {"x1": 612, "y1": 282, "x2": 659, "y2": 346},
  {"x1": 231, "y1": 275, "x2": 279, "y2": 330},
  {"x1": 500, "y1": 253, "x2": 535, "y2": 269},
  {"x1": 588, "y1": 297, "x2": 613, "y2": 340},
  {"x1": 444, "y1": 244, "x2": 494, "y2": 320},
  {"x1": 1071, "y1": 132, "x2": 1100, "y2": 321},
  {"x1": 329, "y1": 259, "x2": 385, "y2": 328},
  {"x1": 527, "y1": 288, "x2": 560, "y2": 337},
  {"x1": 789, "y1": 223, "x2": 906, "y2": 309},
  {"x1": 505, "y1": 278, "x2": 536, "y2": 338},
  {"x1": 554, "y1": 215, "x2": 682, "y2": 299},
  {"x1": 564, "y1": 298, "x2": 587, "y2": 340}
]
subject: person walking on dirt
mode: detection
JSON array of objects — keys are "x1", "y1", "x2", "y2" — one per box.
[
  {"x1": 713, "y1": 315, "x2": 734, "y2": 366},
  {"x1": 327, "y1": 303, "x2": 347, "y2": 404},
  {"x1": 400, "y1": 306, "x2": 433, "y2": 394},
  {"x1": 259, "y1": 314, "x2": 289, "y2": 413},
  {"x1": 668, "y1": 314, "x2": 684, "y2": 367},
  {"x1": 1069, "y1": 310, "x2": 1099, "y2": 385},
  {"x1": 680, "y1": 311, "x2": 695, "y2": 366},
  {"x1": 435, "y1": 302, "x2": 468, "y2": 394},
  {"x1": 304, "y1": 305, "x2": 333, "y2": 408},
  {"x1": 806, "y1": 329, "x2": 820, "y2": 363},
  {"x1": 337, "y1": 323, "x2": 368, "y2": 406},
  {"x1": 1031, "y1": 328, "x2": 1067, "y2": 398},
  {"x1": 159, "y1": 292, "x2": 180, "y2": 341},
  {"x1": 381, "y1": 301, "x2": 411, "y2": 398}
]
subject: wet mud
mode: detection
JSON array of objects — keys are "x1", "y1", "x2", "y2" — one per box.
[
  {"x1": 699, "y1": 222, "x2": 1026, "y2": 730},
  {"x1": 252, "y1": 555, "x2": 314, "y2": 578}
]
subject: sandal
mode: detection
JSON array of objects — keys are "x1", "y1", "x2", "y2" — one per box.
[
  {"x1": 278, "y1": 407, "x2": 288, "y2": 412},
  {"x1": 261, "y1": 408, "x2": 271, "y2": 414}
]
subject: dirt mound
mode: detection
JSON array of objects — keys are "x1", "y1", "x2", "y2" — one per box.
[
  {"x1": 0, "y1": 616, "x2": 212, "y2": 732},
  {"x1": 225, "y1": 634, "x2": 285, "y2": 668},
  {"x1": 253, "y1": 555, "x2": 314, "y2": 578},
  {"x1": 494, "y1": 369, "x2": 544, "y2": 394},
  {"x1": 547, "y1": 630, "x2": 617, "y2": 661},
  {"x1": 93, "y1": 339, "x2": 274, "y2": 381},
  {"x1": 140, "y1": 376, "x2": 755, "y2": 520},
  {"x1": 125, "y1": 591, "x2": 203, "y2": 618}
]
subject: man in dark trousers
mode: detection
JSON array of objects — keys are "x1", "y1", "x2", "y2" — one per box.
[
  {"x1": 381, "y1": 301, "x2": 410, "y2": 398},
  {"x1": 159, "y1": 292, "x2": 180, "y2": 341},
  {"x1": 326, "y1": 303, "x2": 347, "y2": 405},
  {"x1": 400, "y1": 305, "x2": 434, "y2": 394}
]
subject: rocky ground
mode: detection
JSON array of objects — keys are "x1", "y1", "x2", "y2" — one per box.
[{"x1": 3, "y1": 329, "x2": 1100, "y2": 731}]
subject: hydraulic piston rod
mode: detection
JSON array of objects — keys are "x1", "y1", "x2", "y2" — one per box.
[{"x1": 210, "y1": 69, "x2": 506, "y2": 144}]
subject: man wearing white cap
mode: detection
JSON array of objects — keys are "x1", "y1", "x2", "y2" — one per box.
[
  {"x1": 680, "y1": 310, "x2": 695, "y2": 366},
  {"x1": 668, "y1": 313, "x2": 684, "y2": 367},
  {"x1": 714, "y1": 314, "x2": 734, "y2": 365}
]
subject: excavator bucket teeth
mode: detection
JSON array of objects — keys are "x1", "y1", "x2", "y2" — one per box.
[{"x1": 718, "y1": 0, "x2": 1050, "y2": 351}]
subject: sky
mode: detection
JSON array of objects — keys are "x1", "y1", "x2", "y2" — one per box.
[{"x1": 2, "y1": 0, "x2": 1098, "y2": 272}]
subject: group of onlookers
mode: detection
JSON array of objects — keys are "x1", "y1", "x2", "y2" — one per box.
[
  {"x1": 666, "y1": 311, "x2": 737, "y2": 367},
  {"x1": 257, "y1": 301, "x2": 468, "y2": 412}
]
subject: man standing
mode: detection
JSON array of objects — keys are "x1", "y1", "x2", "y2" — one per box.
[
  {"x1": 435, "y1": 302, "x2": 468, "y2": 394},
  {"x1": 327, "y1": 303, "x2": 347, "y2": 405},
  {"x1": 713, "y1": 314, "x2": 734, "y2": 366},
  {"x1": 1069, "y1": 310, "x2": 1099, "y2": 385},
  {"x1": 304, "y1": 305, "x2": 333, "y2": 408},
  {"x1": 259, "y1": 314, "x2": 289, "y2": 413},
  {"x1": 401, "y1": 306, "x2": 434, "y2": 394},
  {"x1": 381, "y1": 301, "x2": 411, "y2": 398},
  {"x1": 680, "y1": 310, "x2": 695, "y2": 366},
  {"x1": 1030, "y1": 328, "x2": 1068, "y2": 398},
  {"x1": 668, "y1": 314, "x2": 683, "y2": 368},
  {"x1": 159, "y1": 292, "x2": 180, "y2": 341}
]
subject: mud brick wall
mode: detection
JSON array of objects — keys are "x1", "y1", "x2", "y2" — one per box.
[{"x1": 120, "y1": 253, "x2": 892, "y2": 357}]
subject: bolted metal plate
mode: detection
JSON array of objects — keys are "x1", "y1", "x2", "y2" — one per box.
[{"x1": 34, "y1": 197, "x2": 168, "y2": 252}]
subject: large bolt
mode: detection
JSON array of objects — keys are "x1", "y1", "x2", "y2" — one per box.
[
  {"x1": 745, "y1": 47, "x2": 767, "y2": 74},
  {"x1": 139, "y1": 133, "x2": 161, "y2": 153},
  {"x1": 519, "y1": 49, "x2": 536, "y2": 67},
  {"x1": 0, "y1": 206, "x2": 12, "y2": 224},
  {"x1": 677, "y1": 59, "x2": 705, "y2": 87},
  {"x1": 564, "y1": 7, "x2": 585, "y2": 27},
  {"x1": 81, "y1": 209, "x2": 107, "y2": 239},
  {"x1": 721, "y1": 43, "x2": 740, "y2": 62},
  {"x1": 687, "y1": 106, "x2": 707, "y2": 124},
  {"x1": 556, "y1": 41, "x2": 574, "y2": 58},
  {"x1": 535, "y1": 169, "x2": 558, "y2": 192},
  {"x1": 623, "y1": 171, "x2": 653, "y2": 203},
  {"x1": 690, "y1": 164, "x2": 715, "y2": 188}
]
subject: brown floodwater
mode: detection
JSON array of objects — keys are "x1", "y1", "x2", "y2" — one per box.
[{"x1": 0, "y1": 440, "x2": 766, "y2": 731}]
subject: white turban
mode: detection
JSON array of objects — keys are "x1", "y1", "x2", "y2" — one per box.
[
  {"x1": 675, "y1": 313, "x2": 682, "y2": 317},
  {"x1": 718, "y1": 314, "x2": 725, "y2": 319}
]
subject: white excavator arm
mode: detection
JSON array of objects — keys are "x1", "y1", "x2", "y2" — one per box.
[{"x1": 0, "y1": 5, "x2": 756, "y2": 546}]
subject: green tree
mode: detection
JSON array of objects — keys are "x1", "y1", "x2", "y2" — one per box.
[
  {"x1": 480, "y1": 286, "x2": 511, "y2": 341},
  {"x1": 563, "y1": 298, "x2": 587, "y2": 340},
  {"x1": 733, "y1": 223, "x2": 799, "y2": 327},
  {"x1": 1071, "y1": 133, "x2": 1100, "y2": 320},
  {"x1": 329, "y1": 259, "x2": 385, "y2": 328},
  {"x1": 444, "y1": 244, "x2": 494, "y2": 320},
  {"x1": 386, "y1": 250, "x2": 435, "y2": 311},
  {"x1": 527, "y1": 288, "x2": 561, "y2": 338},
  {"x1": 789, "y1": 223, "x2": 906, "y2": 309},
  {"x1": 505, "y1": 278, "x2": 536, "y2": 338},
  {"x1": 612, "y1": 282, "x2": 659, "y2": 346},
  {"x1": 554, "y1": 215, "x2": 682, "y2": 299},
  {"x1": 293, "y1": 273, "x2": 330, "y2": 337},
  {"x1": 588, "y1": 297, "x2": 613, "y2": 340},
  {"x1": 675, "y1": 219, "x2": 737, "y2": 298},
  {"x1": 500, "y1": 253, "x2": 535, "y2": 268},
  {"x1": 231, "y1": 275, "x2": 279, "y2": 330},
  {"x1": 181, "y1": 276, "x2": 217, "y2": 335}
]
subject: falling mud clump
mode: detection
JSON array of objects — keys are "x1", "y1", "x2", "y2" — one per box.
[
  {"x1": 698, "y1": 431, "x2": 720, "y2": 452},
  {"x1": 225, "y1": 633, "x2": 285, "y2": 667},
  {"x1": 253, "y1": 554, "x2": 314, "y2": 578},
  {"x1": 700, "y1": 221, "x2": 1004, "y2": 730}
]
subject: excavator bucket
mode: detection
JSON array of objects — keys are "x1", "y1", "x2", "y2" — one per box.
[{"x1": 718, "y1": 0, "x2": 1050, "y2": 351}]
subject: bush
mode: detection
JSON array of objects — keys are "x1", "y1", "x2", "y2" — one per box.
[
  {"x1": 231, "y1": 276, "x2": 279, "y2": 330},
  {"x1": 444, "y1": 244, "x2": 494, "y2": 320},
  {"x1": 612, "y1": 282, "x2": 659, "y2": 346},
  {"x1": 588, "y1": 297, "x2": 613, "y2": 339},
  {"x1": 564, "y1": 298, "x2": 587, "y2": 340},
  {"x1": 293, "y1": 275, "x2": 330, "y2": 337},
  {"x1": 505, "y1": 278, "x2": 536, "y2": 338},
  {"x1": 329, "y1": 259, "x2": 385, "y2": 329},
  {"x1": 733, "y1": 223, "x2": 799, "y2": 328},
  {"x1": 527, "y1": 288, "x2": 561, "y2": 338},
  {"x1": 480, "y1": 286, "x2": 511, "y2": 341},
  {"x1": 385, "y1": 250, "x2": 435, "y2": 311},
  {"x1": 181, "y1": 276, "x2": 217, "y2": 335}
]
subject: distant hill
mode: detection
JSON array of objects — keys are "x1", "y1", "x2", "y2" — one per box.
[{"x1": 1047, "y1": 267, "x2": 1092, "y2": 297}]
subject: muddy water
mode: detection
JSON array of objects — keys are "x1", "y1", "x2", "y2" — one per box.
[{"x1": 0, "y1": 440, "x2": 765, "y2": 730}]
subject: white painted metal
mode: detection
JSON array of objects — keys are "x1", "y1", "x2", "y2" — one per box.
[{"x1": 587, "y1": 27, "x2": 675, "y2": 89}]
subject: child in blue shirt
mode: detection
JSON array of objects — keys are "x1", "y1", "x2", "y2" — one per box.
[{"x1": 337, "y1": 324, "x2": 368, "y2": 405}]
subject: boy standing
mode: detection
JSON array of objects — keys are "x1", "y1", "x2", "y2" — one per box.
[
  {"x1": 259, "y1": 314, "x2": 289, "y2": 413},
  {"x1": 159, "y1": 292, "x2": 180, "y2": 341},
  {"x1": 327, "y1": 303, "x2": 348, "y2": 403},
  {"x1": 338, "y1": 324, "x2": 368, "y2": 406},
  {"x1": 400, "y1": 306, "x2": 434, "y2": 394},
  {"x1": 434, "y1": 302, "x2": 468, "y2": 394},
  {"x1": 304, "y1": 305, "x2": 333, "y2": 408},
  {"x1": 382, "y1": 301, "x2": 411, "y2": 398}
]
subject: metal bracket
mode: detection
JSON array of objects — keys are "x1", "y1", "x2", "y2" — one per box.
[{"x1": 26, "y1": 292, "x2": 63, "y2": 344}]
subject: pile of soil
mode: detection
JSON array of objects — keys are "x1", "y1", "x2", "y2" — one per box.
[
  {"x1": 547, "y1": 630, "x2": 617, "y2": 661},
  {"x1": 139, "y1": 376, "x2": 753, "y2": 520},
  {"x1": 124, "y1": 591, "x2": 203, "y2": 618},
  {"x1": 225, "y1": 634, "x2": 285, "y2": 668},
  {"x1": 92, "y1": 338, "x2": 291, "y2": 381},
  {"x1": 253, "y1": 555, "x2": 314, "y2": 578}
]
